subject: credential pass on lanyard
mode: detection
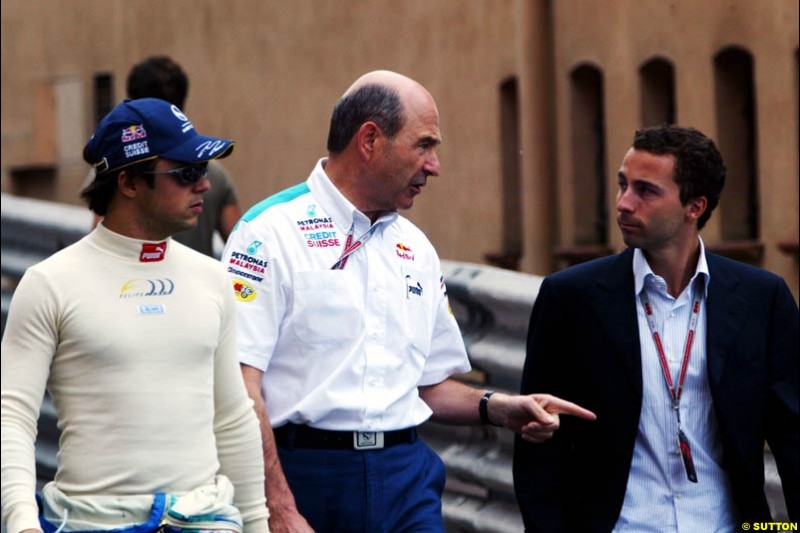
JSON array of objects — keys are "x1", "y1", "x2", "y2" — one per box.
[
  {"x1": 639, "y1": 275, "x2": 705, "y2": 483},
  {"x1": 330, "y1": 223, "x2": 378, "y2": 270}
]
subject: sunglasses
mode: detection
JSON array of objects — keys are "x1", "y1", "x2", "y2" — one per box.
[{"x1": 143, "y1": 163, "x2": 208, "y2": 186}]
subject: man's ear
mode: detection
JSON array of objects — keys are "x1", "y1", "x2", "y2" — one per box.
[
  {"x1": 117, "y1": 171, "x2": 140, "y2": 199},
  {"x1": 686, "y1": 196, "x2": 707, "y2": 223},
  {"x1": 355, "y1": 121, "x2": 381, "y2": 162}
]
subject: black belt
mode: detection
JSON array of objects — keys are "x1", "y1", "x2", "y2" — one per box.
[{"x1": 274, "y1": 423, "x2": 418, "y2": 450}]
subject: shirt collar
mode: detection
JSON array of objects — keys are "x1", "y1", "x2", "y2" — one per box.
[
  {"x1": 633, "y1": 236, "x2": 710, "y2": 297},
  {"x1": 88, "y1": 222, "x2": 172, "y2": 262},
  {"x1": 307, "y1": 157, "x2": 398, "y2": 235}
]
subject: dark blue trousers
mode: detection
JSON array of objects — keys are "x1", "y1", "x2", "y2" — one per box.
[{"x1": 278, "y1": 437, "x2": 446, "y2": 533}]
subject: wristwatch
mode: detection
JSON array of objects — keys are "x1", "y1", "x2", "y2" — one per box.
[{"x1": 479, "y1": 390, "x2": 502, "y2": 427}]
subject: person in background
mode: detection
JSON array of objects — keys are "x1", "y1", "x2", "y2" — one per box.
[
  {"x1": 514, "y1": 125, "x2": 798, "y2": 532},
  {"x1": 222, "y1": 70, "x2": 596, "y2": 533},
  {"x1": 1, "y1": 98, "x2": 269, "y2": 533},
  {"x1": 87, "y1": 55, "x2": 241, "y2": 257}
]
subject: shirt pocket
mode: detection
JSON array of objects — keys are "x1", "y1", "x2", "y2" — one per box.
[
  {"x1": 291, "y1": 270, "x2": 364, "y2": 346},
  {"x1": 401, "y1": 265, "x2": 432, "y2": 355}
]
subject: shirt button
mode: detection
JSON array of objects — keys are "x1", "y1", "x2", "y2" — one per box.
[{"x1": 669, "y1": 312, "x2": 676, "y2": 318}]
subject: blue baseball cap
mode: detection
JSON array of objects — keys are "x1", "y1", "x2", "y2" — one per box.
[{"x1": 83, "y1": 97, "x2": 234, "y2": 175}]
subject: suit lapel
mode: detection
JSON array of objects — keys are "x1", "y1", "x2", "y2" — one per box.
[
  {"x1": 591, "y1": 249, "x2": 643, "y2": 399},
  {"x1": 706, "y1": 253, "x2": 749, "y2": 391}
]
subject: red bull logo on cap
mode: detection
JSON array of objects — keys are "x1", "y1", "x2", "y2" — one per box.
[{"x1": 121, "y1": 124, "x2": 147, "y2": 143}]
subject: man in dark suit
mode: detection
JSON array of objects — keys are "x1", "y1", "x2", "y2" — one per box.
[{"x1": 514, "y1": 125, "x2": 798, "y2": 532}]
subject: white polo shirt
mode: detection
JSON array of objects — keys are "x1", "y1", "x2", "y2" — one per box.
[{"x1": 222, "y1": 158, "x2": 471, "y2": 431}]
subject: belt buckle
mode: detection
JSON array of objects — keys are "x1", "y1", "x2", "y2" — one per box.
[{"x1": 353, "y1": 431, "x2": 384, "y2": 450}]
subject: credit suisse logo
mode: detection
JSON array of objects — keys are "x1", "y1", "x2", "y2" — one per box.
[{"x1": 305, "y1": 231, "x2": 340, "y2": 248}]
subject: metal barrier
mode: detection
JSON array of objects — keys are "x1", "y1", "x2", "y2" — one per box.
[
  {"x1": 423, "y1": 262, "x2": 542, "y2": 533},
  {"x1": 0, "y1": 194, "x2": 91, "y2": 487},
  {"x1": 0, "y1": 194, "x2": 91, "y2": 484},
  {"x1": 0, "y1": 193, "x2": 789, "y2": 531}
]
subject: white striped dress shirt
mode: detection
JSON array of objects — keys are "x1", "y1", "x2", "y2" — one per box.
[{"x1": 614, "y1": 240, "x2": 738, "y2": 532}]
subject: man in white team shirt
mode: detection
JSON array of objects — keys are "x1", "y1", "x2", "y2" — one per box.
[
  {"x1": 222, "y1": 70, "x2": 595, "y2": 533},
  {"x1": 1, "y1": 98, "x2": 269, "y2": 533}
]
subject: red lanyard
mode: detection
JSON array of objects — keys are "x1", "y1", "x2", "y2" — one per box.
[
  {"x1": 639, "y1": 275, "x2": 705, "y2": 483},
  {"x1": 640, "y1": 276, "x2": 704, "y2": 411},
  {"x1": 330, "y1": 224, "x2": 378, "y2": 270}
]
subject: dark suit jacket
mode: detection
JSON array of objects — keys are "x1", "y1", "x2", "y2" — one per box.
[{"x1": 513, "y1": 249, "x2": 799, "y2": 533}]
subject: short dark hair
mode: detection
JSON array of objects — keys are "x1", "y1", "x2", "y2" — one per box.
[
  {"x1": 127, "y1": 56, "x2": 189, "y2": 109},
  {"x1": 326, "y1": 84, "x2": 404, "y2": 153},
  {"x1": 80, "y1": 159, "x2": 157, "y2": 216},
  {"x1": 633, "y1": 125, "x2": 726, "y2": 230}
]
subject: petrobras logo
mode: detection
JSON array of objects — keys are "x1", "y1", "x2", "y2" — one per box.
[
  {"x1": 405, "y1": 274, "x2": 423, "y2": 299},
  {"x1": 247, "y1": 240, "x2": 263, "y2": 255},
  {"x1": 396, "y1": 242, "x2": 415, "y2": 261},
  {"x1": 229, "y1": 251, "x2": 268, "y2": 274},
  {"x1": 139, "y1": 241, "x2": 167, "y2": 262},
  {"x1": 121, "y1": 124, "x2": 147, "y2": 142},
  {"x1": 120, "y1": 278, "x2": 175, "y2": 299},
  {"x1": 171, "y1": 105, "x2": 194, "y2": 133},
  {"x1": 232, "y1": 279, "x2": 257, "y2": 303},
  {"x1": 296, "y1": 217, "x2": 334, "y2": 231}
]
